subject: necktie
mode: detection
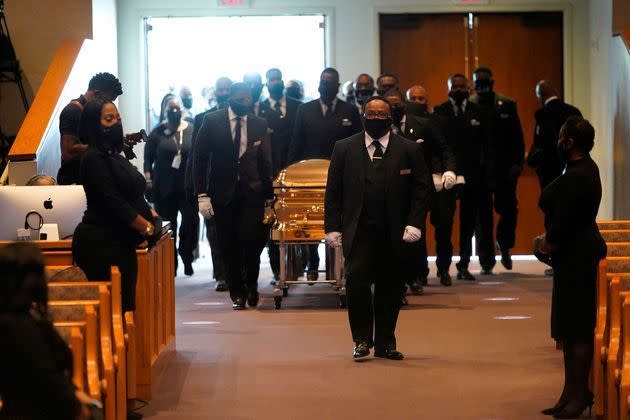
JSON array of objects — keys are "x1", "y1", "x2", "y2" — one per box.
[
  {"x1": 371, "y1": 140, "x2": 383, "y2": 162},
  {"x1": 324, "y1": 102, "x2": 333, "y2": 118},
  {"x1": 273, "y1": 101, "x2": 283, "y2": 117},
  {"x1": 234, "y1": 116, "x2": 241, "y2": 159},
  {"x1": 456, "y1": 104, "x2": 464, "y2": 118}
]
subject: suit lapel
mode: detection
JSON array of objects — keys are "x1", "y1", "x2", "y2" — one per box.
[{"x1": 384, "y1": 133, "x2": 399, "y2": 193}]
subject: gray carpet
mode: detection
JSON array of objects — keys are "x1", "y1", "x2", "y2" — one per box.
[{"x1": 139, "y1": 257, "x2": 594, "y2": 420}]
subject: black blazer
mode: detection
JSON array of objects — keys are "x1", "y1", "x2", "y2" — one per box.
[
  {"x1": 288, "y1": 98, "x2": 362, "y2": 163},
  {"x1": 469, "y1": 92, "x2": 525, "y2": 174},
  {"x1": 433, "y1": 100, "x2": 489, "y2": 186},
  {"x1": 262, "y1": 96, "x2": 301, "y2": 175},
  {"x1": 401, "y1": 113, "x2": 456, "y2": 175},
  {"x1": 192, "y1": 108, "x2": 273, "y2": 207},
  {"x1": 324, "y1": 132, "x2": 431, "y2": 259},
  {"x1": 528, "y1": 98, "x2": 582, "y2": 176}
]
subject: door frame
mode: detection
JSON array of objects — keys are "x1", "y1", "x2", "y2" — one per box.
[{"x1": 372, "y1": 2, "x2": 575, "y2": 103}]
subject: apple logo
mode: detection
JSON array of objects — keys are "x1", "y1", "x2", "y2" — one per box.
[{"x1": 43, "y1": 198, "x2": 53, "y2": 210}]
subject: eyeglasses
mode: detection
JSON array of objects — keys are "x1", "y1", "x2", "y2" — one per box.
[{"x1": 363, "y1": 111, "x2": 391, "y2": 119}]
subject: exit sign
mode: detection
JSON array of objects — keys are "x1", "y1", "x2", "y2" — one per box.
[
  {"x1": 217, "y1": 0, "x2": 250, "y2": 6},
  {"x1": 452, "y1": 0, "x2": 490, "y2": 4}
]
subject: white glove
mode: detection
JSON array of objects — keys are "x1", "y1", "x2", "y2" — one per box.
[
  {"x1": 455, "y1": 175, "x2": 466, "y2": 185},
  {"x1": 325, "y1": 232, "x2": 342, "y2": 248},
  {"x1": 432, "y1": 173, "x2": 443, "y2": 192},
  {"x1": 198, "y1": 195, "x2": 214, "y2": 219},
  {"x1": 402, "y1": 225, "x2": 422, "y2": 243},
  {"x1": 442, "y1": 171, "x2": 456, "y2": 190}
]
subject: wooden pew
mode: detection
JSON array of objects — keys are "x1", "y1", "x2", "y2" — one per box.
[
  {"x1": 55, "y1": 325, "x2": 85, "y2": 390},
  {"x1": 599, "y1": 221, "x2": 630, "y2": 231},
  {"x1": 602, "y1": 230, "x2": 630, "y2": 243},
  {"x1": 619, "y1": 295, "x2": 630, "y2": 420},
  {"x1": 48, "y1": 266, "x2": 132, "y2": 420}
]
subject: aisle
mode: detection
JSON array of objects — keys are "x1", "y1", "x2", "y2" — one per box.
[{"x1": 140, "y1": 259, "x2": 589, "y2": 420}]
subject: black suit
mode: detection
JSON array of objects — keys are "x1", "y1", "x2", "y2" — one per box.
[
  {"x1": 528, "y1": 98, "x2": 582, "y2": 189},
  {"x1": 433, "y1": 99, "x2": 488, "y2": 272},
  {"x1": 325, "y1": 131, "x2": 430, "y2": 348},
  {"x1": 192, "y1": 108, "x2": 273, "y2": 299},
  {"x1": 394, "y1": 113, "x2": 456, "y2": 279},
  {"x1": 470, "y1": 92, "x2": 525, "y2": 269},
  {"x1": 289, "y1": 98, "x2": 362, "y2": 276}
]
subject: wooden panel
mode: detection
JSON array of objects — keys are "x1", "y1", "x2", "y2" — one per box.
[
  {"x1": 8, "y1": 39, "x2": 84, "y2": 161},
  {"x1": 613, "y1": 31, "x2": 630, "y2": 219},
  {"x1": 476, "y1": 12, "x2": 563, "y2": 254}
]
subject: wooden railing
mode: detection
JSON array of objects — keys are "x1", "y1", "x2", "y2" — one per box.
[{"x1": 4, "y1": 39, "x2": 104, "y2": 185}]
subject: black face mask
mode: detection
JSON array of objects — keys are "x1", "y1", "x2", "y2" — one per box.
[
  {"x1": 318, "y1": 82, "x2": 338, "y2": 102},
  {"x1": 285, "y1": 86, "x2": 302, "y2": 101},
  {"x1": 229, "y1": 100, "x2": 249, "y2": 117},
  {"x1": 216, "y1": 94, "x2": 229, "y2": 105},
  {"x1": 449, "y1": 90, "x2": 469, "y2": 105},
  {"x1": 251, "y1": 86, "x2": 263, "y2": 102},
  {"x1": 474, "y1": 79, "x2": 493, "y2": 96},
  {"x1": 167, "y1": 109, "x2": 181, "y2": 126},
  {"x1": 377, "y1": 86, "x2": 394, "y2": 97},
  {"x1": 99, "y1": 123, "x2": 124, "y2": 152},
  {"x1": 392, "y1": 106, "x2": 405, "y2": 125},
  {"x1": 406, "y1": 102, "x2": 428, "y2": 117},
  {"x1": 268, "y1": 82, "x2": 284, "y2": 98},
  {"x1": 356, "y1": 88, "x2": 374, "y2": 105},
  {"x1": 181, "y1": 97, "x2": 193, "y2": 109},
  {"x1": 363, "y1": 118, "x2": 392, "y2": 140}
]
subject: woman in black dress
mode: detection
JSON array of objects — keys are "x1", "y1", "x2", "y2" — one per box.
[
  {"x1": 73, "y1": 98, "x2": 161, "y2": 312},
  {"x1": 144, "y1": 96, "x2": 196, "y2": 275},
  {"x1": 0, "y1": 242, "x2": 95, "y2": 419},
  {"x1": 538, "y1": 116, "x2": 607, "y2": 418}
]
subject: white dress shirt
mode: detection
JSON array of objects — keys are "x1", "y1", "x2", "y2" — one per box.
[
  {"x1": 252, "y1": 101, "x2": 261, "y2": 117},
  {"x1": 228, "y1": 106, "x2": 248, "y2": 158},
  {"x1": 268, "y1": 96, "x2": 287, "y2": 116},
  {"x1": 319, "y1": 97, "x2": 339, "y2": 117},
  {"x1": 364, "y1": 131, "x2": 390, "y2": 161},
  {"x1": 449, "y1": 97, "x2": 467, "y2": 115},
  {"x1": 545, "y1": 96, "x2": 559, "y2": 105}
]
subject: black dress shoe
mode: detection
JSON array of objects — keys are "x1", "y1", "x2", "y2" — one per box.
[
  {"x1": 215, "y1": 280, "x2": 228, "y2": 292},
  {"x1": 374, "y1": 347, "x2": 404, "y2": 360},
  {"x1": 438, "y1": 271, "x2": 452, "y2": 287},
  {"x1": 501, "y1": 251, "x2": 513, "y2": 270},
  {"x1": 480, "y1": 267, "x2": 493, "y2": 275},
  {"x1": 232, "y1": 297, "x2": 246, "y2": 310},
  {"x1": 419, "y1": 275, "x2": 428, "y2": 286},
  {"x1": 307, "y1": 271, "x2": 318, "y2": 282},
  {"x1": 409, "y1": 280, "x2": 424, "y2": 295},
  {"x1": 247, "y1": 290, "x2": 259, "y2": 307},
  {"x1": 457, "y1": 269, "x2": 476, "y2": 281},
  {"x1": 270, "y1": 274, "x2": 279, "y2": 286},
  {"x1": 353, "y1": 342, "x2": 371, "y2": 360},
  {"x1": 184, "y1": 262, "x2": 194, "y2": 276}
]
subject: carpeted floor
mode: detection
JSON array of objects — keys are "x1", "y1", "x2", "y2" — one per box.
[{"x1": 138, "y1": 255, "x2": 594, "y2": 420}]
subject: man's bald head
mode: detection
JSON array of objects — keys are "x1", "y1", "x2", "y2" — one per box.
[
  {"x1": 406, "y1": 85, "x2": 429, "y2": 105},
  {"x1": 536, "y1": 80, "x2": 558, "y2": 103}
]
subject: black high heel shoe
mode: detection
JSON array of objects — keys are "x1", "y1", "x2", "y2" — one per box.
[
  {"x1": 541, "y1": 401, "x2": 566, "y2": 416},
  {"x1": 552, "y1": 393, "x2": 594, "y2": 419}
]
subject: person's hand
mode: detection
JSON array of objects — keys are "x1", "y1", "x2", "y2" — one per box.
[
  {"x1": 442, "y1": 171, "x2": 457, "y2": 190},
  {"x1": 325, "y1": 232, "x2": 342, "y2": 248},
  {"x1": 198, "y1": 195, "x2": 214, "y2": 219},
  {"x1": 123, "y1": 134, "x2": 140, "y2": 151},
  {"x1": 432, "y1": 173, "x2": 443, "y2": 192},
  {"x1": 150, "y1": 207, "x2": 158, "y2": 219},
  {"x1": 402, "y1": 225, "x2": 422, "y2": 243}
]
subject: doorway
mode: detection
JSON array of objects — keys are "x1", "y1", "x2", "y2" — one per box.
[
  {"x1": 144, "y1": 15, "x2": 326, "y2": 131},
  {"x1": 380, "y1": 12, "x2": 563, "y2": 256}
]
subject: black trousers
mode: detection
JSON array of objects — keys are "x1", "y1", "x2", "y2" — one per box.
[
  {"x1": 345, "y1": 224, "x2": 406, "y2": 349},
  {"x1": 213, "y1": 195, "x2": 267, "y2": 300},
  {"x1": 418, "y1": 188, "x2": 457, "y2": 275},
  {"x1": 456, "y1": 184, "x2": 480, "y2": 271},
  {"x1": 155, "y1": 190, "x2": 197, "y2": 270},
  {"x1": 205, "y1": 218, "x2": 226, "y2": 281},
  {"x1": 72, "y1": 223, "x2": 138, "y2": 312},
  {"x1": 306, "y1": 244, "x2": 320, "y2": 274},
  {"x1": 476, "y1": 176, "x2": 519, "y2": 269}
]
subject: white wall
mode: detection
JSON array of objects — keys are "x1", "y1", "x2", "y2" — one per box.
[{"x1": 92, "y1": 0, "x2": 119, "y2": 73}]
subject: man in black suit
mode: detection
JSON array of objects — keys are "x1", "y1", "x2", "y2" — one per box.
[
  {"x1": 187, "y1": 76, "x2": 233, "y2": 292},
  {"x1": 192, "y1": 82, "x2": 273, "y2": 310},
  {"x1": 470, "y1": 67, "x2": 525, "y2": 274},
  {"x1": 528, "y1": 80, "x2": 582, "y2": 190},
  {"x1": 433, "y1": 74, "x2": 489, "y2": 283},
  {"x1": 325, "y1": 97, "x2": 430, "y2": 360},
  {"x1": 354, "y1": 73, "x2": 376, "y2": 112},
  {"x1": 376, "y1": 73, "x2": 399, "y2": 97},
  {"x1": 288, "y1": 67, "x2": 362, "y2": 281},
  {"x1": 384, "y1": 89, "x2": 455, "y2": 298}
]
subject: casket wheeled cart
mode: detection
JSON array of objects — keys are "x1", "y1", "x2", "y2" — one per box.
[{"x1": 270, "y1": 159, "x2": 345, "y2": 310}]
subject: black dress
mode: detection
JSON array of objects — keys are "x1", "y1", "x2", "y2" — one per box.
[
  {"x1": 73, "y1": 148, "x2": 153, "y2": 312},
  {"x1": 0, "y1": 312, "x2": 81, "y2": 419},
  {"x1": 539, "y1": 155, "x2": 607, "y2": 341}
]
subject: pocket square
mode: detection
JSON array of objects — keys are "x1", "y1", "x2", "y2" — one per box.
[
  {"x1": 342, "y1": 118, "x2": 352, "y2": 126},
  {"x1": 253, "y1": 140, "x2": 262, "y2": 147},
  {"x1": 500, "y1": 113, "x2": 510, "y2": 119},
  {"x1": 470, "y1": 119, "x2": 481, "y2": 126},
  {"x1": 400, "y1": 169, "x2": 411, "y2": 175},
  {"x1": 416, "y1": 138, "x2": 424, "y2": 144}
]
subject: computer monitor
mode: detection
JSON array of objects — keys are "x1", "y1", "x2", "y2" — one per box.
[{"x1": 0, "y1": 186, "x2": 86, "y2": 241}]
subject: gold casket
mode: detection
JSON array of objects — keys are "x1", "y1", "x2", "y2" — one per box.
[{"x1": 271, "y1": 159, "x2": 330, "y2": 242}]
